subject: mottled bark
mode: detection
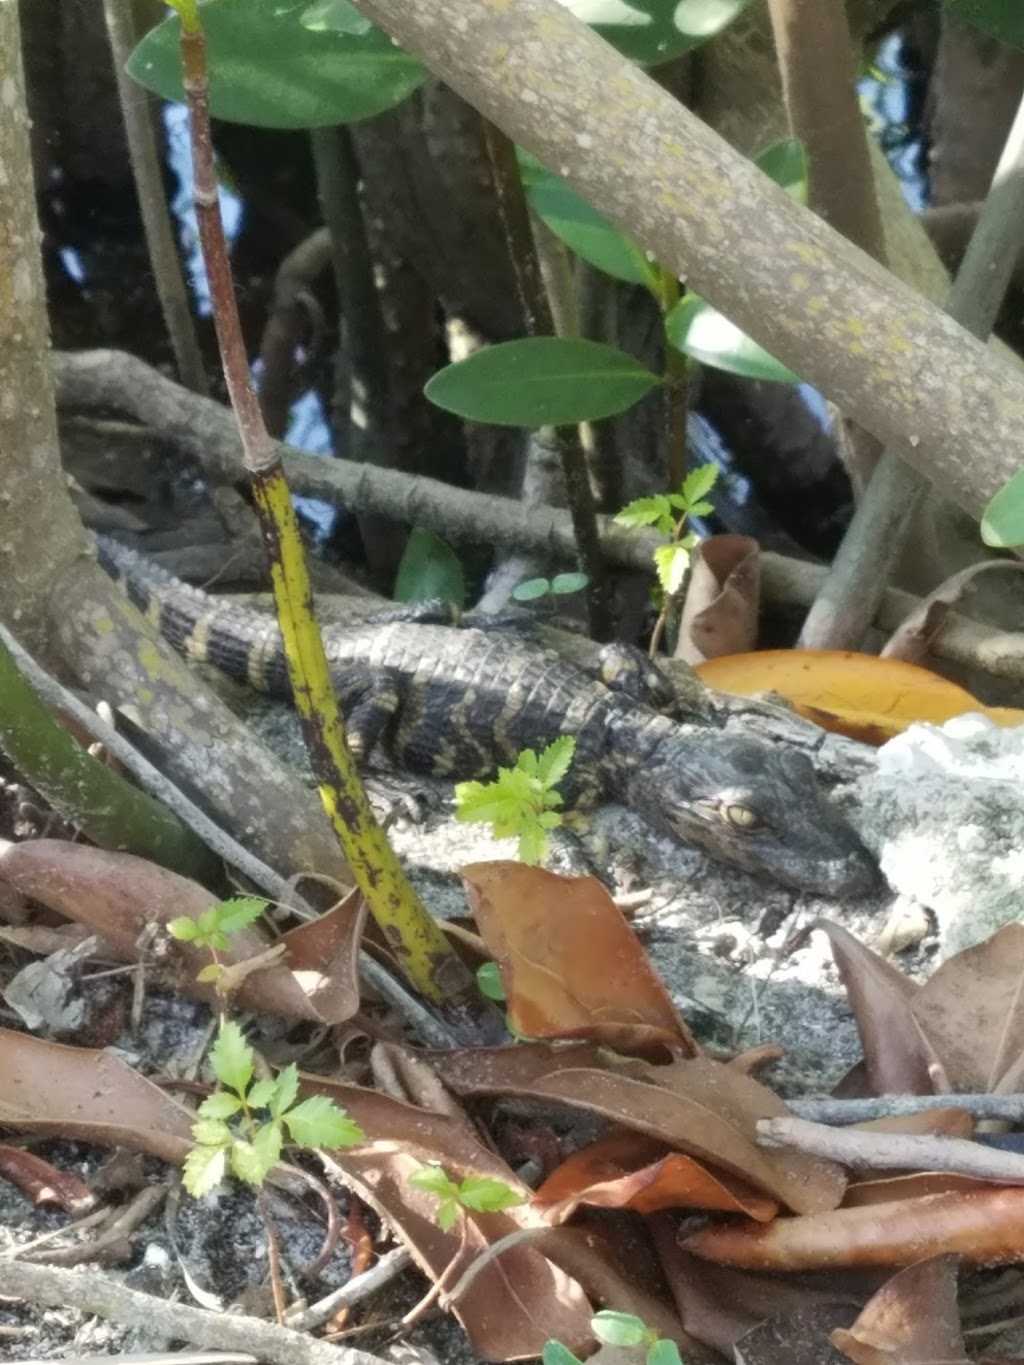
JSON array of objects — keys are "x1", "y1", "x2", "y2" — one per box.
[{"x1": 348, "y1": 0, "x2": 1024, "y2": 527}]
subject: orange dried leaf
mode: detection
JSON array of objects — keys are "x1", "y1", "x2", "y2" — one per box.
[
  {"x1": 462, "y1": 861, "x2": 697, "y2": 1054},
  {"x1": 535, "y1": 1128, "x2": 777, "y2": 1221},
  {"x1": 694, "y1": 650, "x2": 1024, "y2": 744}
]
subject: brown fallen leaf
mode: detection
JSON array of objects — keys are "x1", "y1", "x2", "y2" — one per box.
[
  {"x1": 0, "y1": 1028, "x2": 194, "y2": 1163},
  {"x1": 676, "y1": 534, "x2": 760, "y2": 665},
  {"x1": 462, "y1": 861, "x2": 697, "y2": 1055},
  {"x1": 0, "y1": 839, "x2": 363, "y2": 1023},
  {"x1": 437, "y1": 1044, "x2": 846, "y2": 1215},
  {"x1": 657, "y1": 1235, "x2": 863, "y2": 1362},
  {"x1": 830, "y1": 1254, "x2": 968, "y2": 1364},
  {"x1": 299, "y1": 1072, "x2": 603, "y2": 1361},
  {"x1": 813, "y1": 920, "x2": 948, "y2": 1097},
  {"x1": 882, "y1": 561, "x2": 1024, "y2": 667},
  {"x1": 909, "y1": 924, "x2": 1024, "y2": 1094},
  {"x1": 534, "y1": 1127, "x2": 778, "y2": 1221},
  {"x1": 683, "y1": 1186, "x2": 1024, "y2": 1270}
]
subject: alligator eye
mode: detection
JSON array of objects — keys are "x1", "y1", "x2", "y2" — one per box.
[{"x1": 722, "y1": 803, "x2": 766, "y2": 830}]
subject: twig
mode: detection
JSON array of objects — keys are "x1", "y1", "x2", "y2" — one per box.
[
  {"x1": 0, "y1": 1261, "x2": 389, "y2": 1365},
  {"x1": 53, "y1": 349, "x2": 1024, "y2": 685},
  {"x1": 481, "y1": 119, "x2": 611, "y2": 640},
  {"x1": 759, "y1": 1114, "x2": 1024, "y2": 1184},
  {"x1": 799, "y1": 82, "x2": 1024, "y2": 649},
  {"x1": 283, "y1": 1248, "x2": 411, "y2": 1333},
  {"x1": 789, "y1": 1093, "x2": 1024, "y2": 1125},
  {"x1": 101, "y1": 0, "x2": 206, "y2": 395}
]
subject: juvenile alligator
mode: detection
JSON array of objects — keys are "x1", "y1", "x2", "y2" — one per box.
[{"x1": 96, "y1": 537, "x2": 879, "y2": 897}]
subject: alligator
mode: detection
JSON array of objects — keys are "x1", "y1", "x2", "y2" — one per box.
[{"x1": 96, "y1": 536, "x2": 879, "y2": 897}]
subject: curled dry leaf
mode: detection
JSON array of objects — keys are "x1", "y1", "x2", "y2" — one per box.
[
  {"x1": 0, "y1": 1144, "x2": 95, "y2": 1213},
  {"x1": 813, "y1": 920, "x2": 947, "y2": 1097},
  {"x1": 882, "y1": 561, "x2": 1024, "y2": 667},
  {"x1": 534, "y1": 1127, "x2": 778, "y2": 1222},
  {"x1": 909, "y1": 924, "x2": 1024, "y2": 1094},
  {"x1": 0, "y1": 839, "x2": 363, "y2": 1023},
  {"x1": 830, "y1": 1253, "x2": 968, "y2": 1365},
  {"x1": 298, "y1": 1074, "x2": 598, "y2": 1361},
  {"x1": 676, "y1": 534, "x2": 760, "y2": 665},
  {"x1": 657, "y1": 1239, "x2": 861, "y2": 1362},
  {"x1": 683, "y1": 1186, "x2": 1024, "y2": 1271},
  {"x1": 437, "y1": 1043, "x2": 846, "y2": 1215},
  {"x1": 462, "y1": 861, "x2": 697, "y2": 1055}
]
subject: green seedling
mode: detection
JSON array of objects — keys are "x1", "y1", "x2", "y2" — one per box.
[
  {"x1": 615, "y1": 464, "x2": 718, "y2": 655},
  {"x1": 544, "y1": 1310, "x2": 686, "y2": 1365},
  {"x1": 454, "y1": 735, "x2": 575, "y2": 863},
  {"x1": 183, "y1": 1020, "x2": 364, "y2": 1198},
  {"x1": 409, "y1": 1163, "x2": 523, "y2": 1233},
  {"x1": 512, "y1": 571, "x2": 590, "y2": 605}
]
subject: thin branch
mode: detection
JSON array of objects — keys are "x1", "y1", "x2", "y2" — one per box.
[
  {"x1": 789, "y1": 1093, "x2": 1024, "y2": 1125},
  {"x1": 759, "y1": 1114, "x2": 1024, "y2": 1185},
  {"x1": 52, "y1": 350, "x2": 1024, "y2": 685},
  {"x1": 0, "y1": 1261, "x2": 389, "y2": 1365},
  {"x1": 800, "y1": 84, "x2": 1024, "y2": 649},
  {"x1": 101, "y1": 0, "x2": 207, "y2": 395},
  {"x1": 481, "y1": 119, "x2": 611, "y2": 638}
]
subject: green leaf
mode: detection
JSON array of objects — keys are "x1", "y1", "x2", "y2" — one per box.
[
  {"x1": 435, "y1": 1197, "x2": 460, "y2": 1232},
  {"x1": 518, "y1": 822, "x2": 548, "y2": 865},
  {"x1": 665, "y1": 295, "x2": 800, "y2": 384},
  {"x1": 167, "y1": 915, "x2": 200, "y2": 942},
  {"x1": 246, "y1": 1078, "x2": 278, "y2": 1111},
  {"x1": 524, "y1": 166, "x2": 655, "y2": 285},
  {"x1": 285, "y1": 1095, "x2": 365, "y2": 1148},
  {"x1": 191, "y1": 1117, "x2": 233, "y2": 1147},
  {"x1": 457, "y1": 1175, "x2": 524, "y2": 1214},
  {"x1": 213, "y1": 896, "x2": 268, "y2": 936},
  {"x1": 653, "y1": 543, "x2": 690, "y2": 595},
  {"x1": 410, "y1": 1165, "x2": 460, "y2": 1199},
  {"x1": 562, "y1": 0, "x2": 753, "y2": 66},
  {"x1": 394, "y1": 528, "x2": 465, "y2": 607},
  {"x1": 251, "y1": 1121, "x2": 284, "y2": 1174},
  {"x1": 269, "y1": 1064, "x2": 300, "y2": 1118},
  {"x1": 550, "y1": 572, "x2": 589, "y2": 595},
  {"x1": 302, "y1": 0, "x2": 372, "y2": 35},
  {"x1": 681, "y1": 463, "x2": 718, "y2": 505},
  {"x1": 183, "y1": 1143, "x2": 228, "y2": 1199},
  {"x1": 942, "y1": 0, "x2": 1024, "y2": 47},
  {"x1": 512, "y1": 577, "x2": 552, "y2": 602},
  {"x1": 126, "y1": 0, "x2": 426, "y2": 130},
  {"x1": 755, "y1": 138, "x2": 808, "y2": 203},
  {"x1": 542, "y1": 1343, "x2": 584, "y2": 1365},
  {"x1": 196, "y1": 963, "x2": 223, "y2": 984},
  {"x1": 615, "y1": 494, "x2": 674, "y2": 531},
  {"x1": 648, "y1": 1340, "x2": 685, "y2": 1365},
  {"x1": 981, "y1": 469, "x2": 1024, "y2": 546},
  {"x1": 196, "y1": 1091, "x2": 243, "y2": 1121},
  {"x1": 534, "y1": 735, "x2": 576, "y2": 788},
  {"x1": 425, "y1": 339, "x2": 660, "y2": 427},
  {"x1": 592, "y1": 1311, "x2": 647, "y2": 1348},
  {"x1": 476, "y1": 961, "x2": 506, "y2": 1002},
  {"x1": 229, "y1": 1136, "x2": 270, "y2": 1186},
  {"x1": 209, "y1": 1022, "x2": 253, "y2": 1095}
]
